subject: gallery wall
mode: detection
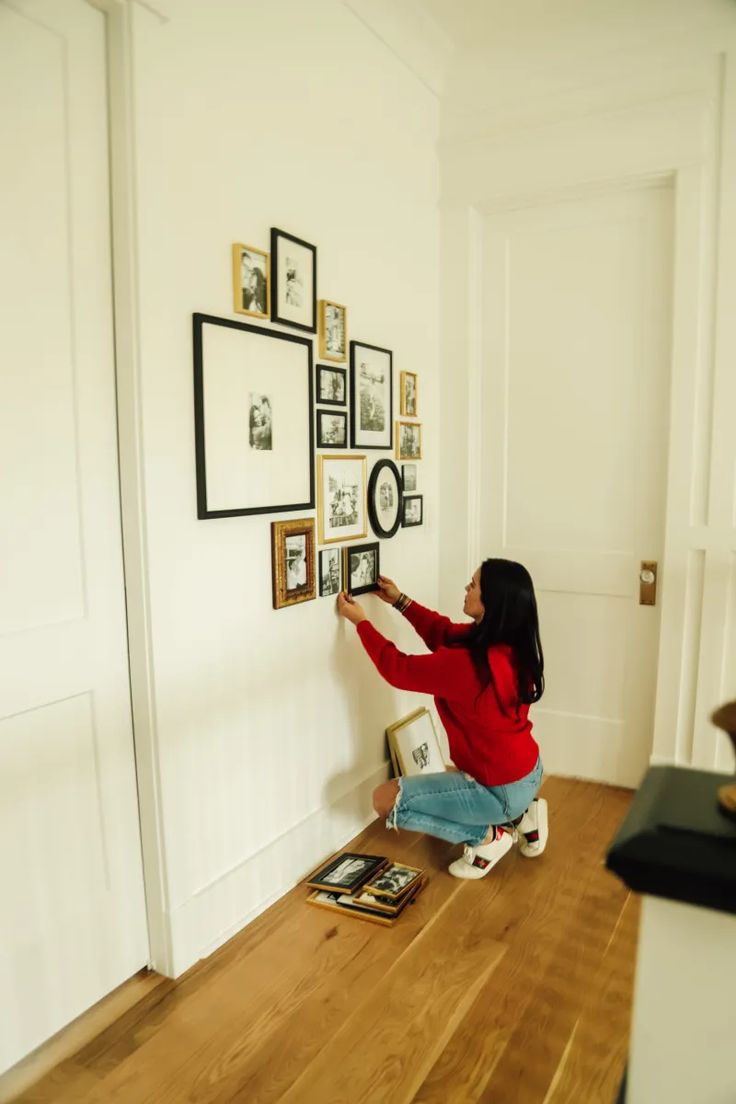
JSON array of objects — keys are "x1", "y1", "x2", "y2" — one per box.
[{"x1": 128, "y1": 0, "x2": 441, "y2": 974}]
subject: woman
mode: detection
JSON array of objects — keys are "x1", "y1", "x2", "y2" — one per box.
[{"x1": 336, "y1": 560, "x2": 548, "y2": 879}]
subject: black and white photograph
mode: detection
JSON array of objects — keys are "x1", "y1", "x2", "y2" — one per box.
[
  {"x1": 402, "y1": 463, "x2": 417, "y2": 492},
  {"x1": 402, "y1": 494, "x2": 423, "y2": 527},
  {"x1": 317, "y1": 364, "x2": 346, "y2": 406},
  {"x1": 364, "y1": 862, "x2": 422, "y2": 901},
  {"x1": 343, "y1": 540, "x2": 380, "y2": 596},
  {"x1": 306, "y1": 851, "x2": 387, "y2": 894},
  {"x1": 270, "y1": 227, "x2": 317, "y2": 332},
  {"x1": 270, "y1": 518, "x2": 316, "y2": 609},
  {"x1": 316, "y1": 454, "x2": 367, "y2": 545},
  {"x1": 319, "y1": 548, "x2": 341, "y2": 597},
  {"x1": 319, "y1": 299, "x2": 347, "y2": 362},
  {"x1": 400, "y1": 370, "x2": 418, "y2": 417},
  {"x1": 285, "y1": 533, "x2": 307, "y2": 591},
  {"x1": 316, "y1": 409, "x2": 348, "y2": 448},
  {"x1": 232, "y1": 242, "x2": 269, "y2": 319},
  {"x1": 248, "y1": 392, "x2": 272, "y2": 450},
  {"x1": 350, "y1": 341, "x2": 393, "y2": 449},
  {"x1": 193, "y1": 315, "x2": 314, "y2": 519},
  {"x1": 386, "y1": 707, "x2": 447, "y2": 777},
  {"x1": 396, "y1": 420, "x2": 422, "y2": 461},
  {"x1": 367, "y1": 458, "x2": 402, "y2": 539}
]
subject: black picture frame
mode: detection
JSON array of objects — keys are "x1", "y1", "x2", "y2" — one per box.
[
  {"x1": 316, "y1": 408, "x2": 348, "y2": 449},
  {"x1": 270, "y1": 227, "x2": 317, "y2": 333},
  {"x1": 318, "y1": 547, "x2": 342, "y2": 597},
  {"x1": 367, "y1": 459, "x2": 403, "y2": 539},
  {"x1": 343, "y1": 540, "x2": 380, "y2": 596},
  {"x1": 305, "y1": 852, "x2": 388, "y2": 894},
  {"x1": 349, "y1": 340, "x2": 393, "y2": 450},
  {"x1": 193, "y1": 313, "x2": 314, "y2": 519},
  {"x1": 316, "y1": 364, "x2": 347, "y2": 407},
  {"x1": 402, "y1": 494, "x2": 423, "y2": 527}
]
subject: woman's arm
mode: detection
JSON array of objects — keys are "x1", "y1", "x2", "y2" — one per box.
[
  {"x1": 355, "y1": 620, "x2": 470, "y2": 696},
  {"x1": 375, "y1": 576, "x2": 471, "y2": 652}
]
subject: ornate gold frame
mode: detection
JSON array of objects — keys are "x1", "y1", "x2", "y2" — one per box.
[
  {"x1": 318, "y1": 299, "x2": 348, "y2": 362},
  {"x1": 399, "y1": 370, "x2": 418, "y2": 417},
  {"x1": 271, "y1": 517, "x2": 316, "y2": 609},
  {"x1": 232, "y1": 242, "x2": 270, "y2": 319}
]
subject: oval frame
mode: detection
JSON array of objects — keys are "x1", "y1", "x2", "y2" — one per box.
[{"x1": 367, "y1": 459, "x2": 403, "y2": 539}]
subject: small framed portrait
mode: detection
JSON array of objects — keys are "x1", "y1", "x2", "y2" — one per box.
[
  {"x1": 400, "y1": 371, "x2": 418, "y2": 417},
  {"x1": 350, "y1": 341, "x2": 393, "y2": 450},
  {"x1": 316, "y1": 364, "x2": 346, "y2": 407},
  {"x1": 363, "y1": 862, "x2": 423, "y2": 901},
  {"x1": 402, "y1": 494, "x2": 423, "y2": 527},
  {"x1": 271, "y1": 518, "x2": 316, "y2": 609},
  {"x1": 386, "y1": 707, "x2": 446, "y2": 777},
  {"x1": 316, "y1": 409, "x2": 348, "y2": 449},
  {"x1": 402, "y1": 463, "x2": 417, "y2": 492},
  {"x1": 396, "y1": 420, "x2": 422, "y2": 461},
  {"x1": 319, "y1": 547, "x2": 341, "y2": 597},
  {"x1": 343, "y1": 541, "x2": 379, "y2": 596},
  {"x1": 232, "y1": 243, "x2": 269, "y2": 319},
  {"x1": 319, "y1": 299, "x2": 347, "y2": 362},
  {"x1": 367, "y1": 458, "x2": 403, "y2": 540},
  {"x1": 317, "y1": 454, "x2": 367, "y2": 545},
  {"x1": 270, "y1": 227, "x2": 317, "y2": 333},
  {"x1": 305, "y1": 852, "x2": 388, "y2": 894}
]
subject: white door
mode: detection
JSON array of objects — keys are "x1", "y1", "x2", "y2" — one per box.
[
  {"x1": 481, "y1": 185, "x2": 672, "y2": 788},
  {"x1": 0, "y1": 0, "x2": 149, "y2": 1073}
]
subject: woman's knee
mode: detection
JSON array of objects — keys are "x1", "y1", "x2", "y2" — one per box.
[{"x1": 373, "y1": 779, "x2": 400, "y2": 818}]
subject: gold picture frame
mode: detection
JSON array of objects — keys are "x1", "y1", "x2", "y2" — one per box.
[
  {"x1": 386, "y1": 707, "x2": 447, "y2": 777},
  {"x1": 395, "y1": 420, "x2": 422, "y2": 461},
  {"x1": 400, "y1": 371, "x2": 418, "y2": 417},
  {"x1": 271, "y1": 517, "x2": 316, "y2": 609},
  {"x1": 318, "y1": 299, "x2": 348, "y2": 362},
  {"x1": 316, "y1": 453, "x2": 368, "y2": 545},
  {"x1": 232, "y1": 242, "x2": 270, "y2": 319}
]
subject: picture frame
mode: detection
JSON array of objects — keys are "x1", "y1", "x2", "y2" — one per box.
[
  {"x1": 318, "y1": 299, "x2": 347, "y2": 362},
  {"x1": 386, "y1": 707, "x2": 446, "y2": 777},
  {"x1": 318, "y1": 547, "x2": 341, "y2": 597},
  {"x1": 400, "y1": 370, "x2": 418, "y2": 417},
  {"x1": 271, "y1": 518, "x2": 316, "y2": 610},
  {"x1": 396, "y1": 420, "x2": 422, "y2": 461},
  {"x1": 362, "y1": 862, "x2": 423, "y2": 901},
  {"x1": 316, "y1": 454, "x2": 368, "y2": 545},
  {"x1": 402, "y1": 463, "x2": 417, "y2": 492},
  {"x1": 343, "y1": 540, "x2": 380, "y2": 596},
  {"x1": 305, "y1": 852, "x2": 388, "y2": 894},
  {"x1": 367, "y1": 458, "x2": 403, "y2": 540},
  {"x1": 316, "y1": 364, "x2": 346, "y2": 407},
  {"x1": 307, "y1": 877, "x2": 424, "y2": 926},
  {"x1": 270, "y1": 227, "x2": 317, "y2": 333},
  {"x1": 231, "y1": 243, "x2": 269, "y2": 319},
  {"x1": 350, "y1": 341, "x2": 393, "y2": 450},
  {"x1": 316, "y1": 409, "x2": 348, "y2": 449},
  {"x1": 193, "y1": 314, "x2": 314, "y2": 519},
  {"x1": 402, "y1": 494, "x2": 423, "y2": 528}
]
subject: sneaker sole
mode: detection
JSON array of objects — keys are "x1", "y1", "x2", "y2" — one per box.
[{"x1": 519, "y1": 797, "x2": 548, "y2": 858}]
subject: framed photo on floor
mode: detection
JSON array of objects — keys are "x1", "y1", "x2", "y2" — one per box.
[
  {"x1": 193, "y1": 314, "x2": 314, "y2": 518},
  {"x1": 318, "y1": 547, "x2": 341, "y2": 597},
  {"x1": 396, "y1": 420, "x2": 422, "y2": 461},
  {"x1": 316, "y1": 364, "x2": 346, "y2": 407},
  {"x1": 270, "y1": 227, "x2": 316, "y2": 332},
  {"x1": 305, "y1": 852, "x2": 388, "y2": 894},
  {"x1": 316, "y1": 454, "x2": 367, "y2": 545},
  {"x1": 319, "y1": 299, "x2": 347, "y2": 362},
  {"x1": 231, "y1": 243, "x2": 269, "y2": 319},
  {"x1": 367, "y1": 458, "x2": 402, "y2": 539},
  {"x1": 271, "y1": 518, "x2": 316, "y2": 610},
  {"x1": 402, "y1": 494, "x2": 423, "y2": 527},
  {"x1": 350, "y1": 341, "x2": 392, "y2": 450},
  {"x1": 316, "y1": 409, "x2": 348, "y2": 449},
  {"x1": 386, "y1": 708, "x2": 446, "y2": 777},
  {"x1": 400, "y1": 370, "x2": 418, "y2": 417},
  {"x1": 343, "y1": 540, "x2": 379, "y2": 596}
]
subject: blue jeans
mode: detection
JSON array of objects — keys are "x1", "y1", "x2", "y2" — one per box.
[{"x1": 386, "y1": 757, "x2": 544, "y2": 847}]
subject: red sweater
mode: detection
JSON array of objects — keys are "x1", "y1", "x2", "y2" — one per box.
[{"x1": 356, "y1": 601, "x2": 539, "y2": 786}]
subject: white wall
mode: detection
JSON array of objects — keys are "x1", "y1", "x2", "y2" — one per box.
[
  {"x1": 127, "y1": 0, "x2": 440, "y2": 975},
  {"x1": 436, "y1": 0, "x2": 736, "y2": 779}
]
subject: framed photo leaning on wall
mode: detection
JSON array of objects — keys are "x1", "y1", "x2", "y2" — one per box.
[
  {"x1": 350, "y1": 340, "x2": 393, "y2": 450},
  {"x1": 343, "y1": 540, "x2": 380, "y2": 596},
  {"x1": 271, "y1": 518, "x2": 316, "y2": 610},
  {"x1": 270, "y1": 227, "x2": 317, "y2": 332},
  {"x1": 316, "y1": 454, "x2": 367, "y2": 545},
  {"x1": 367, "y1": 458, "x2": 402, "y2": 539},
  {"x1": 231, "y1": 242, "x2": 269, "y2": 319},
  {"x1": 386, "y1": 707, "x2": 446, "y2": 777},
  {"x1": 319, "y1": 299, "x2": 347, "y2": 362},
  {"x1": 193, "y1": 314, "x2": 314, "y2": 519}
]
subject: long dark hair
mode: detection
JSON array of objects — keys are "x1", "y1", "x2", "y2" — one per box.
[{"x1": 452, "y1": 558, "x2": 544, "y2": 713}]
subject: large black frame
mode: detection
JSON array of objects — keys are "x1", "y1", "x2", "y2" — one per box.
[
  {"x1": 270, "y1": 227, "x2": 317, "y2": 333},
  {"x1": 367, "y1": 458, "x2": 403, "y2": 539},
  {"x1": 349, "y1": 340, "x2": 393, "y2": 450},
  {"x1": 193, "y1": 313, "x2": 315, "y2": 519}
]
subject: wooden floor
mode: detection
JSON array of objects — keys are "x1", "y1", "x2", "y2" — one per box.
[{"x1": 9, "y1": 777, "x2": 638, "y2": 1104}]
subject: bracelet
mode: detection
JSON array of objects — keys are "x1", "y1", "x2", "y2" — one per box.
[{"x1": 393, "y1": 592, "x2": 413, "y2": 613}]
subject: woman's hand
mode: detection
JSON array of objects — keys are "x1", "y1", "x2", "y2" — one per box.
[
  {"x1": 336, "y1": 591, "x2": 367, "y2": 625},
  {"x1": 376, "y1": 575, "x2": 400, "y2": 605}
]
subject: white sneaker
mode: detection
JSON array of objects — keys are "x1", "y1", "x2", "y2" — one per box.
[
  {"x1": 516, "y1": 798, "x2": 548, "y2": 858},
  {"x1": 448, "y1": 827, "x2": 514, "y2": 880}
]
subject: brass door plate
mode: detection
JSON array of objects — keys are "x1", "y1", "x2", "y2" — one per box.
[{"x1": 639, "y1": 560, "x2": 657, "y2": 606}]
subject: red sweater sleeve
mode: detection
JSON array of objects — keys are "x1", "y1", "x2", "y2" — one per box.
[
  {"x1": 356, "y1": 620, "x2": 470, "y2": 696},
  {"x1": 401, "y1": 600, "x2": 473, "y2": 652}
]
